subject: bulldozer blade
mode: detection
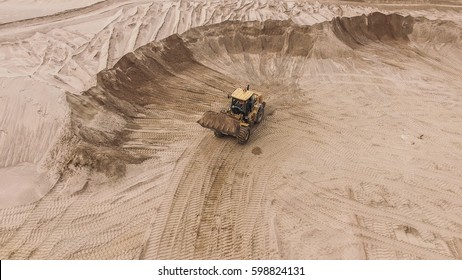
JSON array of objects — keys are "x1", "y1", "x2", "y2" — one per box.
[{"x1": 197, "y1": 111, "x2": 241, "y2": 137}]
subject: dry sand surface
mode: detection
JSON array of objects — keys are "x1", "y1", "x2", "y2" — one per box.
[{"x1": 1, "y1": 0, "x2": 462, "y2": 259}]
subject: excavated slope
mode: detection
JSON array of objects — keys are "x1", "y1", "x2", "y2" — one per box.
[{"x1": 1, "y1": 12, "x2": 462, "y2": 259}]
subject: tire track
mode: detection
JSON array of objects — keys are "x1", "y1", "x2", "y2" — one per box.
[
  {"x1": 274, "y1": 191, "x2": 453, "y2": 259},
  {"x1": 0, "y1": 182, "x2": 65, "y2": 259},
  {"x1": 295, "y1": 174, "x2": 462, "y2": 239}
]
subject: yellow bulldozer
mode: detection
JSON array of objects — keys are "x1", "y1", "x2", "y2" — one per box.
[{"x1": 197, "y1": 86, "x2": 265, "y2": 144}]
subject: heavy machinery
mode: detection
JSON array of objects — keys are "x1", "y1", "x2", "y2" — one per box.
[{"x1": 197, "y1": 86, "x2": 265, "y2": 144}]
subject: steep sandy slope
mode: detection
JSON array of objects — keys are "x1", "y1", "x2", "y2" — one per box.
[
  {"x1": 1, "y1": 10, "x2": 462, "y2": 259},
  {"x1": 0, "y1": 77, "x2": 69, "y2": 207}
]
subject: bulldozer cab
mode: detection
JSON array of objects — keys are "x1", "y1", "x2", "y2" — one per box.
[
  {"x1": 230, "y1": 88, "x2": 255, "y2": 116},
  {"x1": 231, "y1": 98, "x2": 247, "y2": 115}
]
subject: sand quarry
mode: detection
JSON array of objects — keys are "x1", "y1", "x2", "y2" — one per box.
[{"x1": 0, "y1": 0, "x2": 462, "y2": 259}]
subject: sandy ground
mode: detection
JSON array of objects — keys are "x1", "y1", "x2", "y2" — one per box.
[{"x1": 0, "y1": 0, "x2": 462, "y2": 259}]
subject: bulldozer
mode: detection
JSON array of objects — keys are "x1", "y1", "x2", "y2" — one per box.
[{"x1": 197, "y1": 86, "x2": 265, "y2": 144}]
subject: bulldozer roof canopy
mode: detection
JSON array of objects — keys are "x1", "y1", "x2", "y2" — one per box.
[{"x1": 231, "y1": 88, "x2": 254, "y2": 101}]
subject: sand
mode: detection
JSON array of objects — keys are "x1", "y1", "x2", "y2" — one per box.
[{"x1": 0, "y1": 0, "x2": 461, "y2": 259}]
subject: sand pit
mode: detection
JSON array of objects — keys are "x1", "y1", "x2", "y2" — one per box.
[{"x1": 0, "y1": 1, "x2": 462, "y2": 260}]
